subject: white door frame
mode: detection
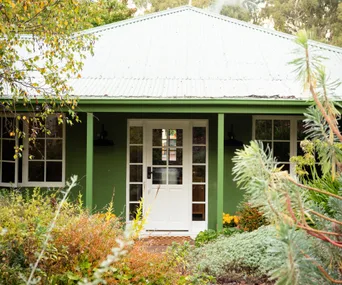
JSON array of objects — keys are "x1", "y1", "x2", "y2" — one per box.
[{"x1": 126, "y1": 119, "x2": 209, "y2": 236}]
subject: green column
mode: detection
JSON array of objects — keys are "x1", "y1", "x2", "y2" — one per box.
[
  {"x1": 217, "y1": 113, "x2": 224, "y2": 231},
  {"x1": 86, "y1": 112, "x2": 94, "y2": 211}
]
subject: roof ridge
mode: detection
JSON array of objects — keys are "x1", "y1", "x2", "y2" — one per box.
[
  {"x1": 79, "y1": 5, "x2": 192, "y2": 35},
  {"x1": 79, "y1": 4, "x2": 342, "y2": 55},
  {"x1": 188, "y1": 6, "x2": 342, "y2": 54}
]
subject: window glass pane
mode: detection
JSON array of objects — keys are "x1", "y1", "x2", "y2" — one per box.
[
  {"x1": 169, "y1": 148, "x2": 182, "y2": 165},
  {"x1": 274, "y1": 120, "x2": 290, "y2": 140},
  {"x1": 193, "y1": 146, "x2": 206, "y2": 163},
  {"x1": 46, "y1": 116, "x2": 63, "y2": 138},
  {"x1": 169, "y1": 129, "x2": 183, "y2": 146},
  {"x1": 2, "y1": 162, "x2": 15, "y2": 183},
  {"x1": 297, "y1": 120, "x2": 306, "y2": 140},
  {"x1": 193, "y1": 185, "x2": 205, "y2": 202},
  {"x1": 2, "y1": 118, "x2": 15, "y2": 139},
  {"x1": 3, "y1": 140, "x2": 15, "y2": 160},
  {"x1": 129, "y1": 203, "x2": 140, "y2": 220},
  {"x1": 130, "y1": 184, "x2": 143, "y2": 201},
  {"x1": 297, "y1": 142, "x2": 304, "y2": 156},
  {"x1": 46, "y1": 162, "x2": 62, "y2": 181},
  {"x1": 193, "y1": 127, "x2": 206, "y2": 144},
  {"x1": 152, "y1": 167, "x2": 167, "y2": 184},
  {"x1": 46, "y1": 139, "x2": 62, "y2": 160},
  {"x1": 29, "y1": 161, "x2": 44, "y2": 182},
  {"x1": 153, "y1": 129, "x2": 167, "y2": 146},
  {"x1": 152, "y1": 148, "x2": 167, "y2": 165},
  {"x1": 255, "y1": 120, "x2": 272, "y2": 140},
  {"x1": 193, "y1": 165, "x2": 206, "y2": 182},
  {"x1": 130, "y1": 146, "x2": 143, "y2": 163},
  {"x1": 274, "y1": 142, "x2": 290, "y2": 162},
  {"x1": 192, "y1": 204, "x2": 205, "y2": 221},
  {"x1": 168, "y1": 167, "x2": 182, "y2": 184},
  {"x1": 130, "y1": 126, "x2": 143, "y2": 144},
  {"x1": 130, "y1": 165, "x2": 142, "y2": 182},
  {"x1": 29, "y1": 139, "x2": 45, "y2": 160}
]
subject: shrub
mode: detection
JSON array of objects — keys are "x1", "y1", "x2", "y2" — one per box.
[
  {"x1": 0, "y1": 188, "x2": 125, "y2": 284},
  {"x1": 190, "y1": 226, "x2": 284, "y2": 280},
  {"x1": 236, "y1": 202, "x2": 269, "y2": 232}
]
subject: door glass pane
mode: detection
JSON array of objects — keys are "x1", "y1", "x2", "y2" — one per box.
[
  {"x1": 46, "y1": 139, "x2": 63, "y2": 160},
  {"x1": 152, "y1": 148, "x2": 167, "y2": 165},
  {"x1": 130, "y1": 184, "x2": 143, "y2": 201},
  {"x1": 297, "y1": 142, "x2": 304, "y2": 156},
  {"x1": 130, "y1": 165, "x2": 142, "y2": 182},
  {"x1": 129, "y1": 203, "x2": 140, "y2": 220},
  {"x1": 193, "y1": 127, "x2": 206, "y2": 144},
  {"x1": 274, "y1": 142, "x2": 290, "y2": 162},
  {"x1": 169, "y1": 148, "x2": 182, "y2": 165},
  {"x1": 46, "y1": 162, "x2": 62, "y2": 181},
  {"x1": 153, "y1": 129, "x2": 167, "y2": 146},
  {"x1": 130, "y1": 146, "x2": 143, "y2": 163},
  {"x1": 29, "y1": 161, "x2": 45, "y2": 182},
  {"x1": 130, "y1": 126, "x2": 143, "y2": 144},
  {"x1": 255, "y1": 120, "x2": 272, "y2": 140},
  {"x1": 193, "y1": 146, "x2": 206, "y2": 163},
  {"x1": 297, "y1": 120, "x2": 306, "y2": 140},
  {"x1": 192, "y1": 204, "x2": 205, "y2": 221},
  {"x1": 193, "y1": 165, "x2": 205, "y2": 182},
  {"x1": 168, "y1": 167, "x2": 182, "y2": 184},
  {"x1": 29, "y1": 139, "x2": 45, "y2": 160},
  {"x1": 2, "y1": 162, "x2": 15, "y2": 183},
  {"x1": 152, "y1": 167, "x2": 167, "y2": 184},
  {"x1": 193, "y1": 185, "x2": 205, "y2": 202},
  {"x1": 169, "y1": 129, "x2": 183, "y2": 146},
  {"x1": 3, "y1": 140, "x2": 15, "y2": 160},
  {"x1": 274, "y1": 120, "x2": 290, "y2": 140}
]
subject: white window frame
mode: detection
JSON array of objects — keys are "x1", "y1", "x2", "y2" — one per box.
[
  {"x1": 0, "y1": 114, "x2": 66, "y2": 188},
  {"x1": 252, "y1": 115, "x2": 304, "y2": 175}
]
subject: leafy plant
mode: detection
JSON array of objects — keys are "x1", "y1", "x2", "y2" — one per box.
[
  {"x1": 190, "y1": 226, "x2": 284, "y2": 280},
  {"x1": 236, "y1": 202, "x2": 269, "y2": 232},
  {"x1": 194, "y1": 229, "x2": 218, "y2": 246},
  {"x1": 232, "y1": 30, "x2": 342, "y2": 285}
]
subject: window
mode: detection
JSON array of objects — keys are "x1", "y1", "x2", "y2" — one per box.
[
  {"x1": 0, "y1": 115, "x2": 65, "y2": 187},
  {"x1": 192, "y1": 126, "x2": 207, "y2": 221},
  {"x1": 253, "y1": 116, "x2": 304, "y2": 174}
]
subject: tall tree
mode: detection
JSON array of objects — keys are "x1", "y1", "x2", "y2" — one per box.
[
  {"x1": 84, "y1": 0, "x2": 136, "y2": 28},
  {"x1": 260, "y1": 0, "x2": 342, "y2": 47},
  {"x1": 148, "y1": 0, "x2": 213, "y2": 12}
]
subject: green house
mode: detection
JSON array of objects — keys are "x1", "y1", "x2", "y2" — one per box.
[{"x1": 2, "y1": 6, "x2": 342, "y2": 236}]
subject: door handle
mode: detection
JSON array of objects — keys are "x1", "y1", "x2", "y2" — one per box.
[{"x1": 147, "y1": 166, "x2": 153, "y2": 179}]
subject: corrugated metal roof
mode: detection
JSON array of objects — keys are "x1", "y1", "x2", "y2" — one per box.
[{"x1": 70, "y1": 5, "x2": 342, "y2": 100}]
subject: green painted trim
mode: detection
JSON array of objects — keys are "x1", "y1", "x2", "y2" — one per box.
[
  {"x1": 77, "y1": 99, "x2": 309, "y2": 106},
  {"x1": 86, "y1": 113, "x2": 94, "y2": 211},
  {"x1": 217, "y1": 114, "x2": 224, "y2": 231},
  {"x1": 76, "y1": 104, "x2": 307, "y2": 114}
]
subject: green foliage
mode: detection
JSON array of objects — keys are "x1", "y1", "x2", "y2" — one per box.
[
  {"x1": 0, "y1": 186, "x2": 125, "y2": 284},
  {"x1": 148, "y1": 0, "x2": 213, "y2": 12},
  {"x1": 194, "y1": 229, "x2": 218, "y2": 246},
  {"x1": 81, "y1": 0, "x2": 136, "y2": 28},
  {"x1": 236, "y1": 202, "x2": 269, "y2": 232},
  {"x1": 220, "y1": 5, "x2": 252, "y2": 22},
  {"x1": 232, "y1": 30, "x2": 342, "y2": 284},
  {"x1": 190, "y1": 226, "x2": 284, "y2": 279},
  {"x1": 260, "y1": 0, "x2": 342, "y2": 47}
]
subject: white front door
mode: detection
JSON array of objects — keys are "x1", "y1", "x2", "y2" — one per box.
[{"x1": 144, "y1": 121, "x2": 190, "y2": 231}]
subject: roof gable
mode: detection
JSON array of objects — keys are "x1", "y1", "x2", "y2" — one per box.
[{"x1": 70, "y1": 6, "x2": 342, "y2": 100}]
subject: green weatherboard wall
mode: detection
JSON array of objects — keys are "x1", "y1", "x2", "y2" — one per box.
[{"x1": 65, "y1": 113, "x2": 251, "y2": 229}]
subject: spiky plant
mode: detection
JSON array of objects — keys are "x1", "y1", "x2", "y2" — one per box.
[{"x1": 233, "y1": 30, "x2": 342, "y2": 285}]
